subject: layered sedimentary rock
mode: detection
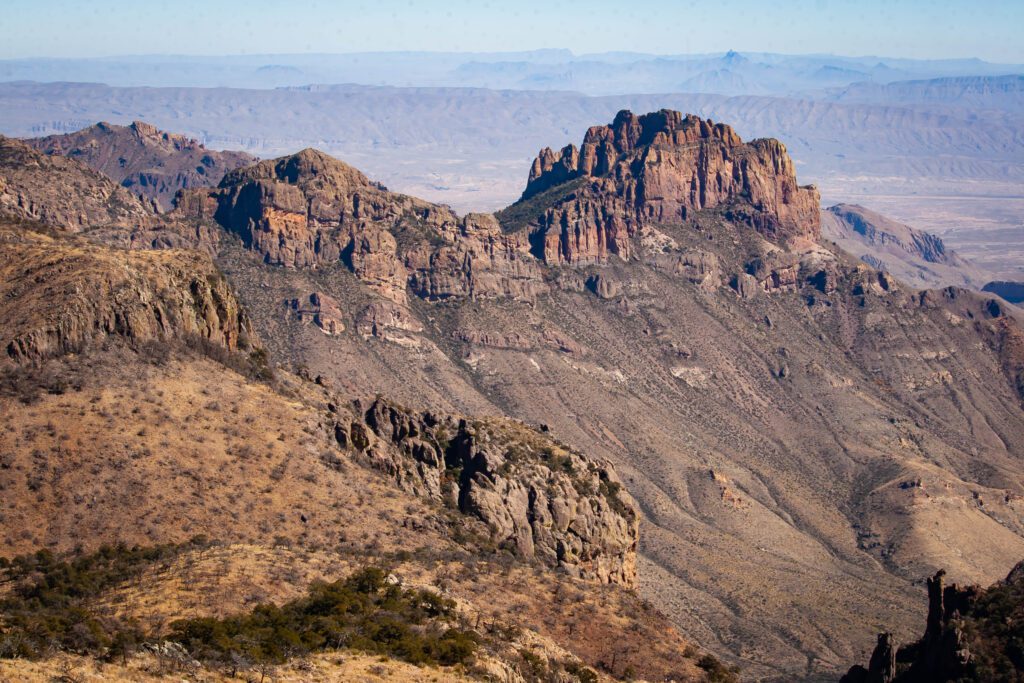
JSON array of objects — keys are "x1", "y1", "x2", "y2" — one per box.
[
  {"x1": 0, "y1": 136, "x2": 155, "y2": 230},
  {"x1": 511, "y1": 109, "x2": 820, "y2": 266},
  {"x1": 1, "y1": 221, "x2": 255, "y2": 363},
  {"x1": 405, "y1": 213, "x2": 548, "y2": 301},
  {"x1": 181, "y1": 150, "x2": 548, "y2": 303},
  {"x1": 334, "y1": 397, "x2": 639, "y2": 586},
  {"x1": 26, "y1": 121, "x2": 255, "y2": 211}
]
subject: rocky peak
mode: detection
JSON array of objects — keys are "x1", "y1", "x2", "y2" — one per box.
[
  {"x1": 512, "y1": 109, "x2": 821, "y2": 266},
  {"x1": 219, "y1": 147, "x2": 373, "y2": 191},
  {"x1": 523, "y1": 110, "x2": 742, "y2": 201},
  {"x1": 25, "y1": 121, "x2": 254, "y2": 211},
  {"x1": 185, "y1": 148, "x2": 548, "y2": 303}
]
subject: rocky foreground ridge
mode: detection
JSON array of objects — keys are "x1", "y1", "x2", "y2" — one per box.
[
  {"x1": 0, "y1": 136, "x2": 155, "y2": 229},
  {"x1": 337, "y1": 396, "x2": 639, "y2": 585},
  {"x1": 0, "y1": 220, "x2": 256, "y2": 364}
]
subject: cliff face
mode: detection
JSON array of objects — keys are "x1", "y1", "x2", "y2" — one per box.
[
  {"x1": 179, "y1": 149, "x2": 548, "y2": 302},
  {"x1": 0, "y1": 221, "x2": 255, "y2": 364},
  {"x1": 0, "y1": 136, "x2": 155, "y2": 231},
  {"x1": 840, "y1": 565, "x2": 1024, "y2": 682},
  {"x1": 26, "y1": 121, "x2": 256, "y2": 211},
  {"x1": 511, "y1": 109, "x2": 820, "y2": 265},
  {"x1": 335, "y1": 397, "x2": 639, "y2": 587}
]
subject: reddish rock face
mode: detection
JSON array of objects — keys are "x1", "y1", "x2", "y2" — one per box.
[
  {"x1": 177, "y1": 148, "x2": 458, "y2": 302},
  {"x1": 180, "y1": 151, "x2": 548, "y2": 303},
  {"x1": 519, "y1": 109, "x2": 821, "y2": 265},
  {"x1": 288, "y1": 291, "x2": 345, "y2": 335},
  {"x1": 405, "y1": 213, "x2": 548, "y2": 301}
]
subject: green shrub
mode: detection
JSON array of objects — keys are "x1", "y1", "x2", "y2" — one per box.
[
  {"x1": 0, "y1": 538, "x2": 210, "y2": 659},
  {"x1": 168, "y1": 566, "x2": 477, "y2": 668}
]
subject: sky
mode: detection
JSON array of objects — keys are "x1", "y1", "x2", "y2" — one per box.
[{"x1": 1, "y1": 0, "x2": 1022, "y2": 63}]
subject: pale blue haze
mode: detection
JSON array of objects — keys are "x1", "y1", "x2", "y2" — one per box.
[{"x1": 1, "y1": 0, "x2": 1022, "y2": 62}]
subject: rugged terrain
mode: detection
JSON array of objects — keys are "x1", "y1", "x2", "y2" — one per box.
[
  {"x1": 26, "y1": 120, "x2": 255, "y2": 211},
  {"x1": 841, "y1": 563, "x2": 1024, "y2": 681},
  {"x1": 0, "y1": 135, "x2": 155, "y2": 229},
  {"x1": 0, "y1": 141, "x2": 720, "y2": 681},
  {"x1": 820, "y1": 203, "x2": 985, "y2": 289},
  {"x1": 4, "y1": 110, "x2": 1024, "y2": 681},
  {"x1": 0, "y1": 216, "x2": 712, "y2": 682}
]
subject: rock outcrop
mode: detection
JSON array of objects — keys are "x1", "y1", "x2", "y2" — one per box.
[
  {"x1": 840, "y1": 569, "x2": 994, "y2": 683},
  {"x1": 0, "y1": 136, "x2": 155, "y2": 230},
  {"x1": 287, "y1": 292, "x2": 345, "y2": 335},
  {"x1": 181, "y1": 150, "x2": 548, "y2": 304},
  {"x1": 26, "y1": 121, "x2": 255, "y2": 211},
  {"x1": 405, "y1": 213, "x2": 548, "y2": 301},
  {"x1": 509, "y1": 109, "x2": 820, "y2": 266},
  {"x1": 0, "y1": 221, "x2": 255, "y2": 364},
  {"x1": 334, "y1": 397, "x2": 639, "y2": 586}
]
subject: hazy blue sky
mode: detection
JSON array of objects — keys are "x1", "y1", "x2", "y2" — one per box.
[{"x1": 2, "y1": 0, "x2": 1022, "y2": 62}]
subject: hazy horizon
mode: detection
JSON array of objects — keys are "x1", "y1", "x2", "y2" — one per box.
[{"x1": 3, "y1": 0, "x2": 1023, "y2": 63}]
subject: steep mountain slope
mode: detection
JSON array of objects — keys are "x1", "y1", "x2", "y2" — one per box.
[
  {"x1": 0, "y1": 216, "x2": 717, "y2": 682},
  {"x1": 6, "y1": 110, "x2": 1024, "y2": 680},
  {"x1": 26, "y1": 120, "x2": 255, "y2": 211},
  {"x1": 0, "y1": 136, "x2": 155, "y2": 229},
  {"x1": 821, "y1": 203, "x2": 985, "y2": 289},
  {"x1": 0, "y1": 147, "x2": 722, "y2": 680},
  {"x1": 147, "y1": 110, "x2": 1024, "y2": 680}
]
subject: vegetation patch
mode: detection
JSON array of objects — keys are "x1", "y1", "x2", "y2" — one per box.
[
  {"x1": 494, "y1": 177, "x2": 586, "y2": 234},
  {"x1": 0, "y1": 538, "x2": 211, "y2": 659},
  {"x1": 0, "y1": 543, "x2": 476, "y2": 672},
  {"x1": 169, "y1": 566, "x2": 477, "y2": 669}
]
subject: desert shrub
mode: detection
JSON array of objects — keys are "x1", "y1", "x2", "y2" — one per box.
[
  {"x1": 169, "y1": 566, "x2": 477, "y2": 668},
  {"x1": 564, "y1": 660, "x2": 600, "y2": 683},
  {"x1": 697, "y1": 653, "x2": 741, "y2": 682},
  {"x1": 0, "y1": 537, "x2": 211, "y2": 659}
]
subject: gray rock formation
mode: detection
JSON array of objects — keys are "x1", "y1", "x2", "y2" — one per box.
[{"x1": 334, "y1": 397, "x2": 639, "y2": 586}]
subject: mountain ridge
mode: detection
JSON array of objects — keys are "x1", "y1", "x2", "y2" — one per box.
[{"x1": 5, "y1": 110, "x2": 1024, "y2": 680}]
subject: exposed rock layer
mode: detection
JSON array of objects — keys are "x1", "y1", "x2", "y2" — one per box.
[
  {"x1": 512, "y1": 109, "x2": 820, "y2": 265},
  {"x1": 335, "y1": 397, "x2": 639, "y2": 586},
  {"x1": 0, "y1": 221, "x2": 255, "y2": 363}
]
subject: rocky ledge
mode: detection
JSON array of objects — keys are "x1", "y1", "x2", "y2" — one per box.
[
  {"x1": 333, "y1": 397, "x2": 639, "y2": 586},
  {"x1": 0, "y1": 221, "x2": 256, "y2": 364}
]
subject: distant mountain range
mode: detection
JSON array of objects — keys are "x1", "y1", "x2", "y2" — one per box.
[
  {"x1": 1, "y1": 50, "x2": 1021, "y2": 96},
  {"x1": 1, "y1": 77, "x2": 1021, "y2": 241}
]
